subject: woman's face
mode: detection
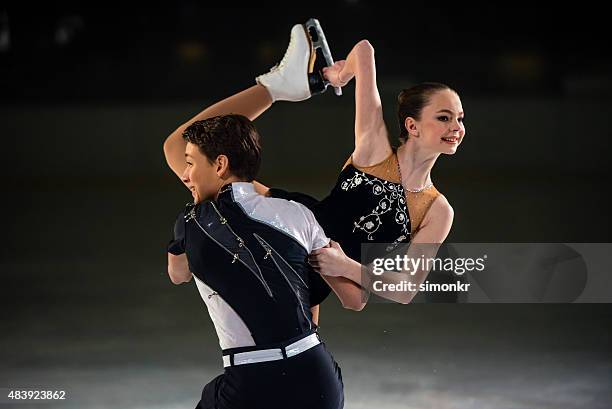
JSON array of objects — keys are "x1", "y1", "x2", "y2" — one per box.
[{"x1": 412, "y1": 89, "x2": 466, "y2": 154}]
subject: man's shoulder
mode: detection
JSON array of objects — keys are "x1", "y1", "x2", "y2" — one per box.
[{"x1": 254, "y1": 194, "x2": 316, "y2": 224}]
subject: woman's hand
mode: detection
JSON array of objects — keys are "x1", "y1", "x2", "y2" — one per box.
[
  {"x1": 309, "y1": 240, "x2": 352, "y2": 278},
  {"x1": 322, "y1": 60, "x2": 352, "y2": 88}
]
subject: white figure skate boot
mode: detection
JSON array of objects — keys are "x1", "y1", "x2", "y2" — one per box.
[{"x1": 256, "y1": 18, "x2": 342, "y2": 102}]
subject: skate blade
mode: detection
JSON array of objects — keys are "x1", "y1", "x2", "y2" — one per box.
[
  {"x1": 304, "y1": 18, "x2": 342, "y2": 96},
  {"x1": 302, "y1": 25, "x2": 317, "y2": 75}
]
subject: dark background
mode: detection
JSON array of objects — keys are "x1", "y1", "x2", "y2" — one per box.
[{"x1": 1, "y1": 3, "x2": 611, "y2": 408}]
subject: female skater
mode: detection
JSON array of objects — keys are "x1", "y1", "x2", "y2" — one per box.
[
  {"x1": 259, "y1": 21, "x2": 465, "y2": 303},
  {"x1": 300, "y1": 55, "x2": 465, "y2": 303}
]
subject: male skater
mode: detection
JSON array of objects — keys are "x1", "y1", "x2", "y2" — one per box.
[{"x1": 164, "y1": 20, "x2": 363, "y2": 409}]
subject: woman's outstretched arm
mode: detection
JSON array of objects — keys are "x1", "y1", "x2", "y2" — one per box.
[{"x1": 323, "y1": 40, "x2": 392, "y2": 166}]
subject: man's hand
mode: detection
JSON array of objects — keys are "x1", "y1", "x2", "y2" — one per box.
[
  {"x1": 309, "y1": 240, "x2": 352, "y2": 278},
  {"x1": 167, "y1": 253, "x2": 193, "y2": 284}
]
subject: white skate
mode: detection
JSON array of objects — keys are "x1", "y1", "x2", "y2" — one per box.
[{"x1": 256, "y1": 18, "x2": 342, "y2": 103}]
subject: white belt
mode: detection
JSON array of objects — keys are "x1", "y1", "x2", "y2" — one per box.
[{"x1": 222, "y1": 333, "x2": 321, "y2": 367}]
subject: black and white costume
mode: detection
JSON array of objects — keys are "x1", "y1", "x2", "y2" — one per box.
[{"x1": 168, "y1": 182, "x2": 343, "y2": 409}]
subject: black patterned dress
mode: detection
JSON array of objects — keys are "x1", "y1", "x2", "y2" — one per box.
[
  {"x1": 271, "y1": 151, "x2": 467, "y2": 302},
  {"x1": 270, "y1": 153, "x2": 418, "y2": 265}
]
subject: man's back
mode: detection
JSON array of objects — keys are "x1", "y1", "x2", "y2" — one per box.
[{"x1": 168, "y1": 182, "x2": 331, "y2": 349}]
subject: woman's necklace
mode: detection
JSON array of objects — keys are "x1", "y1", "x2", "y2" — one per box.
[{"x1": 397, "y1": 157, "x2": 433, "y2": 193}]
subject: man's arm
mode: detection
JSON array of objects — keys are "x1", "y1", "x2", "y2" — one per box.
[
  {"x1": 163, "y1": 85, "x2": 272, "y2": 179},
  {"x1": 311, "y1": 196, "x2": 454, "y2": 304},
  {"x1": 309, "y1": 242, "x2": 366, "y2": 311},
  {"x1": 310, "y1": 305, "x2": 320, "y2": 326},
  {"x1": 167, "y1": 253, "x2": 192, "y2": 285},
  {"x1": 321, "y1": 274, "x2": 366, "y2": 311}
]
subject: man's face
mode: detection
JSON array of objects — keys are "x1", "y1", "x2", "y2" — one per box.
[{"x1": 181, "y1": 142, "x2": 221, "y2": 203}]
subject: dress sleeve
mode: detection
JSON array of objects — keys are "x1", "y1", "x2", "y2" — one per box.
[
  {"x1": 301, "y1": 205, "x2": 330, "y2": 252},
  {"x1": 298, "y1": 206, "x2": 332, "y2": 306},
  {"x1": 167, "y1": 210, "x2": 186, "y2": 255},
  {"x1": 267, "y1": 187, "x2": 320, "y2": 211}
]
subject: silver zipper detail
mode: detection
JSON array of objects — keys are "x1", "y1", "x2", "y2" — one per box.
[
  {"x1": 253, "y1": 233, "x2": 309, "y2": 288},
  {"x1": 253, "y1": 233, "x2": 312, "y2": 330},
  {"x1": 190, "y1": 208, "x2": 274, "y2": 298},
  {"x1": 209, "y1": 202, "x2": 274, "y2": 297}
]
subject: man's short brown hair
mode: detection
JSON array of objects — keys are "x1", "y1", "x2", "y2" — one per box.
[{"x1": 182, "y1": 114, "x2": 262, "y2": 181}]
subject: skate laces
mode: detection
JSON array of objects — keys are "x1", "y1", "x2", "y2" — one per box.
[{"x1": 268, "y1": 28, "x2": 296, "y2": 73}]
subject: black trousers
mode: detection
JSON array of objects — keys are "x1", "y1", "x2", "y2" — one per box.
[{"x1": 196, "y1": 343, "x2": 344, "y2": 409}]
